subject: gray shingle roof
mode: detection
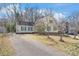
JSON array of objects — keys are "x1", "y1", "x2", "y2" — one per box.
[{"x1": 18, "y1": 21, "x2": 35, "y2": 26}]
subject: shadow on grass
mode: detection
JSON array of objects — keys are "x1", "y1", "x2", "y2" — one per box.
[
  {"x1": 47, "y1": 36, "x2": 58, "y2": 44},
  {"x1": 73, "y1": 38, "x2": 79, "y2": 40},
  {"x1": 68, "y1": 36, "x2": 79, "y2": 40}
]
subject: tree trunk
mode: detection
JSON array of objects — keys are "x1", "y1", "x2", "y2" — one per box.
[
  {"x1": 73, "y1": 31, "x2": 77, "y2": 39},
  {"x1": 74, "y1": 34, "x2": 77, "y2": 39},
  {"x1": 59, "y1": 32, "x2": 64, "y2": 42},
  {"x1": 47, "y1": 32, "x2": 50, "y2": 38},
  {"x1": 48, "y1": 34, "x2": 50, "y2": 38}
]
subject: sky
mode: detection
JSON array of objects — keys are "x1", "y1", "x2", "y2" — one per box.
[
  {"x1": 20, "y1": 3, "x2": 79, "y2": 15},
  {"x1": 0, "y1": 3, "x2": 79, "y2": 19}
]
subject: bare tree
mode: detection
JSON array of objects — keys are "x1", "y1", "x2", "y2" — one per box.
[
  {"x1": 24, "y1": 7, "x2": 41, "y2": 23},
  {"x1": 35, "y1": 19, "x2": 46, "y2": 34},
  {"x1": 57, "y1": 16, "x2": 67, "y2": 42},
  {"x1": 42, "y1": 9, "x2": 54, "y2": 38},
  {"x1": 58, "y1": 21, "x2": 64, "y2": 42},
  {"x1": 5, "y1": 4, "x2": 22, "y2": 33},
  {"x1": 68, "y1": 12, "x2": 79, "y2": 39}
]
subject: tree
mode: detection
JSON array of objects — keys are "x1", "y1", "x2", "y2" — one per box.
[
  {"x1": 57, "y1": 17, "x2": 66, "y2": 42},
  {"x1": 4, "y1": 4, "x2": 21, "y2": 32},
  {"x1": 68, "y1": 12, "x2": 79, "y2": 39},
  {"x1": 35, "y1": 18, "x2": 46, "y2": 34},
  {"x1": 64, "y1": 22, "x2": 69, "y2": 34},
  {"x1": 24, "y1": 7, "x2": 41, "y2": 23},
  {"x1": 58, "y1": 22, "x2": 64, "y2": 42},
  {"x1": 42, "y1": 9, "x2": 54, "y2": 38}
]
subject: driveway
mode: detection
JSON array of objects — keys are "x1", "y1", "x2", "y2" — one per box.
[{"x1": 9, "y1": 34, "x2": 67, "y2": 56}]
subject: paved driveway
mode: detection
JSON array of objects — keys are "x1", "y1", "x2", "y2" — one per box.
[{"x1": 10, "y1": 34, "x2": 67, "y2": 56}]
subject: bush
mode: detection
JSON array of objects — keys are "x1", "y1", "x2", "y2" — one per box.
[{"x1": 5, "y1": 23, "x2": 16, "y2": 32}]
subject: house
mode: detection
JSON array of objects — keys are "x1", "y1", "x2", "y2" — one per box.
[
  {"x1": 16, "y1": 16, "x2": 58, "y2": 33},
  {"x1": 68, "y1": 23, "x2": 77, "y2": 34},
  {"x1": 16, "y1": 21, "x2": 35, "y2": 33},
  {"x1": 62, "y1": 21, "x2": 78, "y2": 34},
  {"x1": 35, "y1": 16, "x2": 58, "y2": 33}
]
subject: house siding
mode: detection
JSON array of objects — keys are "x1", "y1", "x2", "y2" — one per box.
[
  {"x1": 16, "y1": 16, "x2": 58, "y2": 33},
  {"x1": 16, "y1": 24, "x2": 58, "y2": 33},
  {"x1": 16, "y1": 25, "x2": 34, "y2": 33},
  {"x1": 45, "y1": 27, "x2": 58, "y2": 32}
]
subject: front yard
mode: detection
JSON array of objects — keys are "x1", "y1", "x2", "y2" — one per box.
[
  {"x1": 21, "y1": 34, "x2": 79, "y2": 56},
  {"x1": 0, "y1": 33, "x2": 15, "y2": 56}
]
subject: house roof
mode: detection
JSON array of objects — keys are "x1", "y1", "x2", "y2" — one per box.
[
  {"x1": 35, "y1": 16, "x2": 57, "y2": 25},
  {"x1": 18, "y1": 21, "x2": 35, "y2": 26}
]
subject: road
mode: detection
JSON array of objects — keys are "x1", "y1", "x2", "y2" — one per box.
[{"x1": 9, "y1": 34, "x2": 67, "y2": 56}]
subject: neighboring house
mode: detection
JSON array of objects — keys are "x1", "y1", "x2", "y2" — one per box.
[
  {"x1": 0, "y1": 22, "x2": 6, "y2": 33},
  {"x1": 0, "y1": 27, "x2": 6, "y2": 33},
  {"x1": 16, "y1": 16, "x2": 58, "y2": 33},
  {"x1": 68, "y1": 24, "x2": 77, "y2": 34},
  {"x1": 66, "y1": 21, "x2": 78, "y2": 34}
]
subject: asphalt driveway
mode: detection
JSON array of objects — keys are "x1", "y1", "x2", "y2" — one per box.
[{"x1": 9, "y1": 34, "x2": 67, "y2": 56}]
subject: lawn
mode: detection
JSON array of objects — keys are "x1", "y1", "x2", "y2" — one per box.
[
  {"x1": 22, "y1": 34, "x2": 79, "y2": 56},
  {"x1": 0, "y1": 33, "x2": 15, "y2": 56}
]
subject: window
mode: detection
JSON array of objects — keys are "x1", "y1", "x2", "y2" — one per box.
[
  {"x1": 28, "y1": 27, "x2": 33, "y2": 31},
  {"x1": 53, "y1": 26, "x2": 57, "y2": 31},
  {"x1": 21, "y1": 26, "x2": 33, "y2": 31},
  {"x1": 30, "y1": 27, "x2": 33, "y2": 31},
  {"x1": 21, "y1": 27, "x2": 24, "y2": 31},
  {"x1": 21, "y1": 26, "x2": 26, "y2": 31},
  {"x1": 47, "y1": 26, "x2": 51, "y2": 31},
  {"x1": 25, "y1": 27, "x2": 27, "y2": 31}
]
